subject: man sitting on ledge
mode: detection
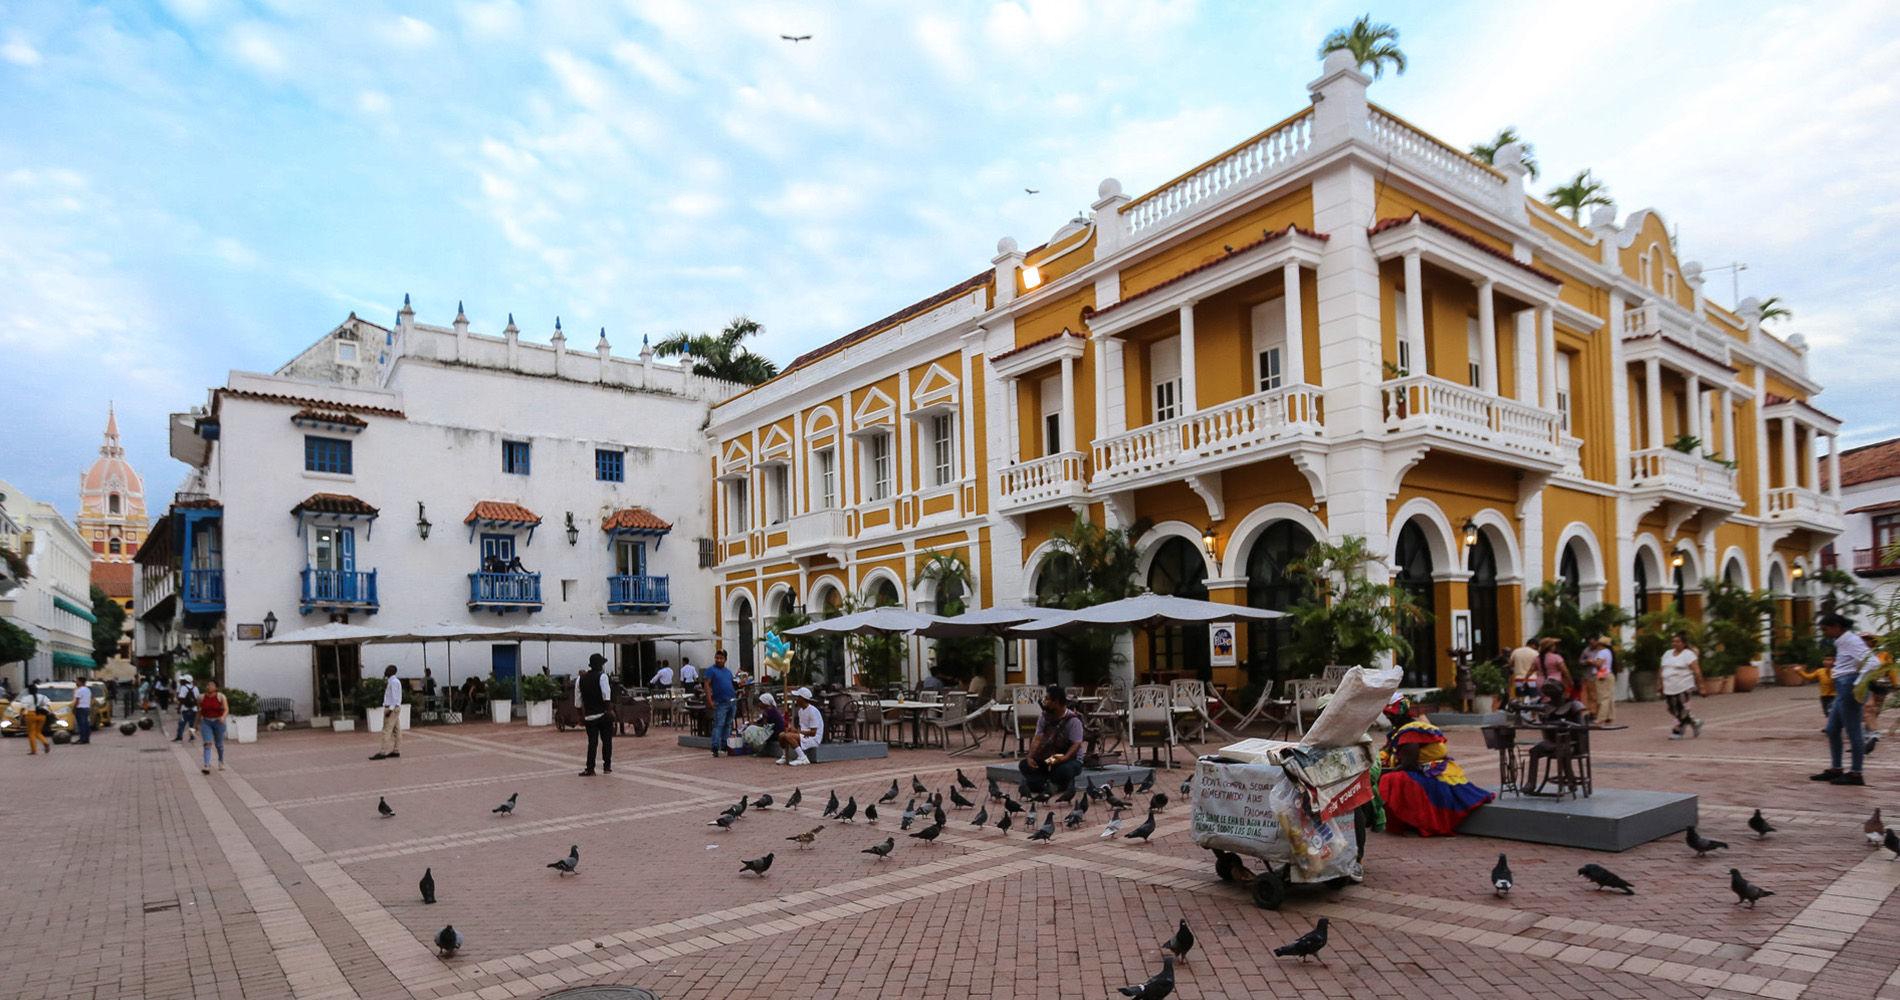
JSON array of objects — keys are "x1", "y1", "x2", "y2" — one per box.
[{"x1": 1020, "y1": 684, "x2": 1085, "y2": 795}]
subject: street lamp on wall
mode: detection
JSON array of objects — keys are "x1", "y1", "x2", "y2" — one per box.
[
  {"x1": 416, "y1": 501, "x2": 432, "y2": 540},
  {"x1": 1201, "y1": 524, "x2": 1218, "y2": 558},
  {"x1": 565, "y1": 512, "x2": 580, "y2": 546},
  {"x1": 1462, "y1": 518, "x2": 1479, "y2": 548},
  {"x1": 1671, "y1": 547, "x2": 1686, "y2": 568},
  {"x1": 263, "y1": 611, "x2": 277, "y2": 640},
  {"x1": 1791, "y1": 565, "x2": 1805, "y2": 580}
]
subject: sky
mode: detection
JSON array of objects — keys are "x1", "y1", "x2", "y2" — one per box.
[{"x1": 3, "y1": 0, "x2": 1898, "y2": 520}]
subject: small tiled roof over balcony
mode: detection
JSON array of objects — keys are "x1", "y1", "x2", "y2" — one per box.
[
  {"x1": 602, "y1": 507, "x2": 671, "y2": 534},
  {"x1": 465, "y1": 501, "x2": 541, "y2": 525},
  {"x1": 1840, "y1": 437, "x2": 1900, "y2": 488},
  {"x1": 290, "y1": 493, "x2": 380, "y2": 517}
]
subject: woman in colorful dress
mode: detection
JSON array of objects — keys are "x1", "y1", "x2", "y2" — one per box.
[{"x1": 1376, "y1": 696, "x2": 1493, "y2": 836}]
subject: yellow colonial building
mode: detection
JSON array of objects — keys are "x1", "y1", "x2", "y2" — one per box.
[{"x1": 706, "y1": 49, "x2": 1843, "y2": 691}]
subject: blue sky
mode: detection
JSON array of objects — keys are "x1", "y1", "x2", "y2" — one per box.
[{"x1": 4, "y1": 0, "x2": 1898, "y2": 518}]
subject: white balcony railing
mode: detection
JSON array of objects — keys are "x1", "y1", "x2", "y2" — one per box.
[
  {"x1": 1766, "y1": 486, "x2": 1842, "y2": 525},
  {"x1": 1365, "y1": 106, "x2": 1512, "y2": 213},
  {"x1": 1629, "y1": 447, "x2": 1742, "y2": 506},
  {"x1": 1379, "y1": 376, "x2": 1559, "y2": 458},
  {"x1": 1622, "y1": 303, "x2": 1735, "y2": 364},
  {"x1": 1092, "y1": 385, "x2": 1321, "y2": 488},
  {"x1": 1121, "y1": 110, "x2": 1313, "y2": 237},
  {"x1": 786, "y1": 509, "x2": 850, "y2": 555},
  {"x1": 999, "y1": 451, "x2": 1088, "y2": 512}
]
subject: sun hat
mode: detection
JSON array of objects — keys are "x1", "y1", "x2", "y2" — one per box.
[{"x1": 794, "y1": 687, "x2": 814, "y2": 700}]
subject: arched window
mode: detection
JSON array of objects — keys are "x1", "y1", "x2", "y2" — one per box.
[
  {"x1": 108, "y1": 538, "x2": 122, "y2": 555},
  {"x1": 734, "y1": 595, "x2": 755, "y2": 676},
  {"x1": 871, "y1": 578, "x2": 899, "y2": 608},
  {"x1": 1245, "y1": 521, "x2": 1314, "y2": 686},
  {"x1": 1466, "y1": 532, "x2": 1500, "y2": 663},
  {"x1": 933, "y1": 575, "x2": 964, "y2": 616},
  {"x1": 108, "y1": 493, "x2": 121, "y2": 515},
  {"x1": 1034, "y1": 554, "x2": 1080, "y2": 686},
  {"x1": 1147, "y1": 537, "x2": 1209, "y2": 681},
  {"x1": 1394, "y1": 521, "x2": 1436, "y2": 687},
  {"x1": 1558, "y1": 543, "x2": 1582, "y2": 605},
  {"x1": 1632, "y1": 556, "x2": 1650, "y2": 616}
]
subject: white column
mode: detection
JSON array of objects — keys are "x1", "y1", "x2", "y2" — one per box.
[
  {"x1": 1105, "y1": 337, "x2": 1127, "y2": 434},
  {"x1": 1644, "y1": 358, "x2": 1663, "y2": 451},
  {"x1": 1720, "y1": 388, "x2": 1736, "y2": 462},
  {"x1": 1092, "y1": 338, "x2": 1108, "y2": 451},
  {"x1": 1476, "y1": 280, "x2": 1498, "y2": 396},
  {"x1": 1005, "y1": 378, "x2": 1021, "y2": 464},
  {"x1": 1780, "y1": 415, "x2": 1796, "y2": 490},
  {"x1": 1402, "y1": 252, "x2": 1426, "y2": 375},
  {"x1": 1537, "y1": 306, "x2": 1556, "y2": 410},
  {"x1": 1059, "y1": 356, "x2": 1077, "y2": 457},
  {"x1": 1179, "y1": 302, "x2": 1198, "y2": 414},
  {"x1": 1515, "y1": 311, "x2": 1536, "y2": 403},
  {"x1": 1806, "y1": 425, "x2": 1821, "y2": 492},
  {"x1": 1684, "y1": 373, "x2": 1702, "y2": 446},
  {"x1": 1828, "y1": 435, "x2": 1842, "y2": 497},
  {"x1": 1282, "y1": 263, "x2": 1306, "y2": 385}
]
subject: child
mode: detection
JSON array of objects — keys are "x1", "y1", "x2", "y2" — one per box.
[{"x1": 1797, "y1": 662, "x2": 1836, "y2": 719}]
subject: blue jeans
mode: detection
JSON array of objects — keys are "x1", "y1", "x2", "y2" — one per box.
[
  {"x1": 175, "y1": 707, "x2": 198, "y2": 741},
  {"x1": 1019, "y1": 755, "x2": 1084, "y2": 795},
  {"x1": 201, "y1": 718, "x2": 226, "y2": 767},
  {"x1": 710, "y1": 700, "x2": 737, "y2": 754},
  {"x1": 1826, "y1": 687, "x2": 1865, "y2": 772},
  {"x1": 75, "y1": 707, "x2": 91, "y2": 743}
]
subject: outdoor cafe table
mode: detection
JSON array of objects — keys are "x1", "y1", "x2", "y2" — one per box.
[{"x1": 875, "y1": 700, "x2": 943, "y2": 749}]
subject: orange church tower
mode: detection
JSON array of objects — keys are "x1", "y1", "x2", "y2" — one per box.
[{"x1": 79, "y1": 406, "x2": 149, "y2": 592}]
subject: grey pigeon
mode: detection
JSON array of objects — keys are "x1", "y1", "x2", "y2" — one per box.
[
  {"x1": 740, "y1": 853, "x2": 774, "y2": 877},
  {"x1": 1491, "y1": 853, "x2": 1512, "y2": 896},
  {"x1": 879, "y1": 779, "x2": 900, "y2": 803},
  {"x1": 1149, "y1": 792, "x2": 1169, "y2": 812},
  {"x1": 492, "y1": 792, "x2": 518, "y2": 815},
  {"x1": 731, "y1": 796, "x2": 747, "y2": 818},
  {"x1": 989, "y1": 777, "x2": 1003, "y2": 801},
  {"x1": 971, "y1": 805, "x2": 989, "y2": 827},
  {"x1": 1577, "y1": 863, "x2": 1633, "y2": 894},
  {"x1": 1162, "y1": 918, "x2": 1194, "y2": 962},
  {"x1": 1273, "y1": 918, "x2": 1329, "y2": 964},
  {"x1": 1124, "y1": 775, "x2": 1136, "y2": 797},
  {"x1": 1137, "y1": 771, "x2": 1156, "y2": 794},
  {"x1": 1023, "y1": 807, "x2": 1037, "y2": 830},
  {"x1": 956, "y1": 767, "x2": 977, "y2": 790},
  {"x1": 1028, "y1": 812, "x2": 1056, "y2": 843},
  {"x1": 900, "y1": 799, "x2": 917, "y2": 830},
  {"x1": 1086, "y1": 778, "x2": 1104, "y2": 800},
  {"x1": 863, "y1": 837, "x2": 895, "y2": 860},
  {"x1": 912, "y1": 775, "x2": 929, "y2": 796},
  {"x1": 950, "y1": 787, "x2": 975, "y2": 809},
  {"x1": 996, "y1": 812, "x2": 1014, "y2": 837},
  {"x1": 1865, "y1": 808, "x2": 1884, "y2": 844},
  {"x1": 1105, "y1": 788, "x2": 1129, "y2": 810},
  {"x1": 548, "y1": 845, "x2": 579, "y2": 876},
  {"x1": 1748, "y1": 809, "x2": 1775, "y2": 838},
  {"x1": 1123, "y1": 810, "x2": 1157, "y2": 844},
  {"x1": 865, "y1": 803, "x2": 879, "y2": 825},
  {"x1": 1180, "y1": 777, "x2": 1191, "y2": 797},
  {"x1": 708, "y1": 812, "x2": 735, "y2": 831},
  {"x1": 1101, "y1": 811, "x2": 1124, "y2": 838},
  {"x1": 822, "y1": 791, "x2": 839, "y2": 817},
  {"x1": 1729, "y1": 868, "x2": 1773, "y2": 907},
  {"x1": 909, "y1": 822, "x2": 943, "y2": 844},
  {"x1": 419, "y1": 868, "x2": 435, "y2": 904},
  {"x1": 1116, "y1": 955, "x2": 1174, "y2": 999},
  {"x1": 786, "y1": 787, "x2": 802, "y2": 809},
  {"x1": 751, "y1": 793, "x2": 773, "y2": 810},
  {"x1": 1053, "y1": 786, "x2": 1077, "y2": 804},
  {"x1": 378, "y1": 796, "x2": 394, "y2": 818},
  {"x1": 1065, "y1": 804, "x2": 1086, "y2": 829},
  {"x1": 434, "y1": 924, "x2": 462, "y2": 957},
  {"x1": 1884, "y1": 828, "x2": 1900, "y2": 859},
  {"x1": 1686, "y1": 827, "x2": 1728, "y2": 857},
  {"x1": 837, "y1": 796, "x2": 858, "y2": 823}
]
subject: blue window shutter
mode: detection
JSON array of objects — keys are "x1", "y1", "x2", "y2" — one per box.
[{"x1": 340, "y1": 528, "x2": 355, "y2": 572}]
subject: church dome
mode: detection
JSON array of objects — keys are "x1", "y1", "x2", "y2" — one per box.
[{"x1": 80, "y1": 408, "x2": 146, "y2": 517}]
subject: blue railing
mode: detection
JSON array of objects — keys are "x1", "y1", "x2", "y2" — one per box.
[
  {"x1": 183, "y1": 568, "x2": 225, "y2": 609},
  {"x1": 301, "y1": 568, "x2": 378, "y2": 608},
  {"x1": 469, "y1": 571, "x2": 542, "y2": 607},
  {"x1": 607, "y1": 574, "x2": 670, "y2": 612}
]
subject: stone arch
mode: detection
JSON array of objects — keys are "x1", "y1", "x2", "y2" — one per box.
[
  {"x1": 1766, "y1": 554, "x2": 1791, "y2": 596},
  {"x1": 1720, "y1": 546, "x2": 1751, "y2": 589},
  {"x1": 1464, "y1": 508, "x2": 1523, "y2": 584},
  {"x1": 806, "y1": 574, "x2": 847, "y2": 613},
  {"x1": 763, "y1": 580, "x2": 796, "y2": 620},
  {"x1": 1021, "y1": 538, "x2": 1070, "y2": 604},
  {"x1": 1222, "y1": 503, "x2": 1327, "y2": 578},
  {"x1": 857, "y1": 566, "x2": 905, "y2": 607},
  {"x1": 1136, "y1": 520, "x2": 1219, "y2": 583},
  {"x1": 1552, "y1": 522, "x2": 1608, "y2": 605},
  {"x1": 1388, "y1": 497, "x2": 1459, "y2": 579}
]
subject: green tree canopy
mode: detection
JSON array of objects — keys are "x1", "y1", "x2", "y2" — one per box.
[
  {"x1": 1468, "y1": 126, "x2": 1540, "y2": 180},
  {"x1": 1545, "y1": 169, "x2": 1612, "y2": 221},
  {"x1": 90, "y1": 583, "x2": 127, "y2": 667},
  {"x1": 1319, "y1": 14, "x2": 1407, "y2": 78},
  {"x1": 652, "y1": 315, "x2": 780, "y2": 385},
  {"x1": 0, "y1": 617, "x2": 36, "y2": 666}
]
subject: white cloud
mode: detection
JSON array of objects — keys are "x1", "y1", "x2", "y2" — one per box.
[
  {"x1": 383, "y1": 16, "x2": 438, "y2": 48},
  {"x1": 2, "y1": 38, "x2": 42, "y2": 66},
  {"x1": 357, "y1": 90, "x2": 392, "y2": 114},
  {"x1": 227, "y1": 23, "x2": 290, "y2": 77}
]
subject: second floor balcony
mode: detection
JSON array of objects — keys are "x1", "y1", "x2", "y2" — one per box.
[
  {"x1": 999, "y1": 451, "x2": 1088, "y2": 516},
  {"x1": 1628, "y1": 446, "x2": 1742, "y2": 513},
  {"x1": 1380, "y1": 375, "x2": 1562, "y2": 467},
  {"x1": 786, "y1": 508, "x2": 850, "y2": 560},
  {"x1": 300, "y1": 567, "x2": 379, "y2": 615},
  {"x1": 1765, "y1": 486, "x2": 1843, "y2": 535},
  {"x1": 608, "y1": 574, "x2": 670, "y2": 614},
  {"x1": 468, "y1": 571, "x2": 542, "y2": 613},
  {"x1": 1090, "y1": 384, "x2": 1323, "y2": 494},
  {"x1": 1853, "y1": 545, "x2": 1900, "y2": 577},
  {"x1": 182, "y1": 567, "x2": 224, "y2": 613}
]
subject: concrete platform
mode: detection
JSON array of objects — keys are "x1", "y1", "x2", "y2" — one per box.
[
  {"x1": 1429, "y1": 710, "x2": 1511, "y2": 727},
  {"x1": 676, "y1": 734, "x2": 889, "y2": 761},
  {"x1": 1459, "y1": 788, "x2": 1698, "y2": 852},
  {"x1": 985, "y1": 761, "x2": 1158, "y2": 792}
]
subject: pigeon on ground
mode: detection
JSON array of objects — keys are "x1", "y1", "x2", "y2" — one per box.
[
  {"x1": 1273, "y1": 918, "x2": 1330, "y2": 965},
  {"x1": 708, "y1": 812, "x2": 735, "y2": 831},
  {"x1": 1065, "y1": 805, "x2": 1087, "y2": 829},
  {"x1": 1028, "y1": 813, "x2": 1056, "y2": 843},
  {"x1": 786, "y1": 828, "x2": 820, "y2": 849},
  {"x1": 1883, "y1": 828, "x2": 1900, "y2": 860},
  {"x1": 1086, "y1": 778, "x2": 1104, "y2": 800},
  {"x1": 912, "y1": 775, "x2": 929, "y2": 796},
  {"x1": 1577, "y1": 863, "x2": 1634, "y2": 894},
  {"x1": 548, "y1": 845, "x2": 579, "y2": 876},
  {"x1": 865, "y1": 803, "x2": 879, "y2": 825},
  {"x1": 1866, "y1": 808, "x2": 1885, "y2": 844},
  {"x1": 1054, "y1": 786, "x2": 1077, "y2": 805},
  {"x1": 837, "y1": 796, "x2": 858, "y2": 823},
  {"x1": 971, "y1": 805, "x2": 989, "y2": 827},
  {"x1": 740, "y1": 853, "x2": 774, "y2": 877},
  {"x1": 1106, "y1": 788, "x2": 1130, "y2": 810},
  {"x1": 492, "y1": 792, "x2": 518, "y2": 815},
  {"x1": 863, "y1": 837, "x2": 896, "y2": 860},
  {"x1": 1491, "y1": 853, "x2": 1512, "y2": 897},
  {"x1": 378, "y1": 796, "x2": 394, "y2": 818},
  {"x1": 1004, "y1": 796, "x2": 1024, "y2": 815},
  {"x1": 901, "y1": 800, "x2": 918, "y2": 830},
  {"x1": 1101, "y1": 811, "x2": 1124, "y2": 838},
  {"x1": 1124, "y1": 775, "x2": 1136, "y2": 797},
  {"x1": 823, "y1": 791, "x2": 840, "y2": 818},
  {"x1": 957, "y1": 768, "x2": 977, "y2": 790},
  {"x1": 950, "y1": 787, "x2": 975, "y2": 809},
  {"x1": 731, "y1": 796, "x2": 748, "y2": 819},
  {"x1": 1162, "y1": 918, "x2": 1194, "y2": 962},
  {"x1": 1023, "y1": 807, "x2": 1037, "y2": 830},
  {"x1": 1116, "y1": 955, "x2": 1174, "y2": 999},
  {"x1": 420, "y1": 868, "x2": 436, "y2": 904},
  {"x1": 989, "y1": 777, "x2": 1003, "y2": 801},
  {"x1": 751, "y1": 793, "x2": 774, "y2": 810},
  {"x1": 933, "y1": 803, "x2": 947, "y2": 829},
  {"x1": 786, "y1": 788, "x2": 802, "y2": 810},
  {"x1": 1748, "y1": 809, "x2": 1775, "y2": 839},
  {"x1": 879, "y1": 779, "x2": 901, "y2": 803},
  {"x1": 1686, "y1": 827, "x2": 1729, "y2": 857},
  {"x1": 1124, "y1": 810, "x2": 1157, "y2": 845},
  {"x1": 996, "y1": 812, "x2": 1014, "y2": 837},
  {"x1": 1137, "y1": 772, "x2": 1156, "y2": 794},
  {"x1": 1215, "y1": 850, "x2": 1254, "y2": 884},
  {"x1": 1729, "y1": 868, "x2": 1774, "y2": 907},
  {"x1": 1149, "y1": 792, "x2": 1169, "y2": 812},
  {"x1": 1180, "y1": 778, "x2": 1192, "y2": 797},
  {"x1": 434, "y1": 924, "x2": 462, "y2": 957},
  {"x1": 909, "y1": 822, "x2": 944, "y2": 844}
]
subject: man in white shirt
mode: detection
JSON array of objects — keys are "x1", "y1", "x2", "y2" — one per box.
[
  {"x1": 649, "y1": 662, "x2": 675, "y2": 688},
  {"x1": 775, "y1": 687, "x2": 825, "y2": 766},
  {"x1": 172, "y1": 674, "x2": 200, "y2": 743},
  {"x1": 73, "y1": 675, "x2": 94, "y2": 744},
  {"x1": 370, "y1": 665, "x2": 403, "y2": 760},
  {"x1": 679, "y1": 659, "x2": 698, "y2": 686},
  {"x1": 1816, "y1": 613, "x2": 1873, "y2": 786}
]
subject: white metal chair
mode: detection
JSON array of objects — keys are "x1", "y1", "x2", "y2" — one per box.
[
  {"x1": 1128, "y1": 684, "x2": 1180, "y2": 769},
  {"x1": 1321, "y1": 664, "x2": 1353, "y2": 685},
  {"x1": 1007, "y1": 685, "x2": 1043, "y2": 757},
  {"x1": 1283, "y1": 677, "x2": 1338, "y2": 739},
  {"x1": 1209, "y1": 680, "x2": 1297, "y2": 741},
  {"x1": 1169, "y1": 679, "x2": 1213, "y2": 745}
]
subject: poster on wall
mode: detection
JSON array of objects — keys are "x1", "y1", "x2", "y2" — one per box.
[
  {"x1": 1209, "y1": 622, "x2": 1237, "y2": 667},
  {"x1": 1451, "y1": 611, "x2": 1472, "y2": 652}
]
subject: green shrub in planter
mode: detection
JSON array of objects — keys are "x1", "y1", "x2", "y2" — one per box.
[
  {"x1": 488, "y1": 675, "x2": 516, "y2": 703},
  {"x1": 519, "y1": 673, "x2": 561, "y2": 703},
  {"x1": 1472, "y1": 662, "x2": 1508, "y2": 699},
  {"x1": 355, "y1": 677, "x2": 389, "y2": 714},
  {"x1": 223, "y1": 687, "x2": 260, "y2": 716}
]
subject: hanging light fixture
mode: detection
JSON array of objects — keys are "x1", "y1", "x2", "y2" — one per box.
[
  {"x1": 1791, "y1": 565, "x2": 1805, "y2": 580},
  {"x1": 565, "y1": 512, "x2": 580, "y2": 546},
  {"x1": 262, "y1": 610, "x2": 278, "y2": 639},
  {"x1": 1462, "y1": 518, "x2": 1479, "y2": 547},
  {"x1": 416, "y1": 501, "x2": 432, "y2": 540},
  {"x1": 1201, "y1": 524, "x2": 1219, "y2": 557},
  {"x1": 1671, "y1": 547, "x2": 1686, "y2": 568}
]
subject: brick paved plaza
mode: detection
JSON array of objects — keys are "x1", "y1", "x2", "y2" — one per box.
[{"x1": 7, "y1": 688, "x2": 1898, "y2": 1000}]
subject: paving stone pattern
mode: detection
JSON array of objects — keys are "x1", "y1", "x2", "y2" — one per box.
[{"x1": 5, "y1": 687, "x2": 1897, "y2": 999}]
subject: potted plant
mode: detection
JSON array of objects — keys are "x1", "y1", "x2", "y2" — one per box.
[
  {"x1": 1774, "y1": 635, "x2": 1823, "y2": 688},
  {"x1": 357, "y1": 676, "x2": 389, "y2": 731},
  {"x1": 520, "y1": 672, "x2": 560, "y2": 727},
  {"x1": 1471, "y1": 661, "x2": 1507, "y2": 714},
  {"x1": 488, "y1": 675, "x2": 516, "y2": 724},
  {"x1": 1702, "y1": 579, "x2": 1775, "y2": 693},
  {"x1": 224, "y1": 687, "x2": 261, "y2": 744}
]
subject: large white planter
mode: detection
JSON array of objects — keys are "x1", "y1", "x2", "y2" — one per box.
[
  {"x1": 398, "y1": 703, "x2": 412, "y2": 730},
  {"x1": 491, "y1": 700, "x2": 513, "y2": 725},
  {"x1": 366, "y1": 707, "x2": 386, "y2": 732},
  {"x1": 1472, "y1": 695, "x2": 1495, "y2": 714},
  {"x1": 525, "y1": 700, "x2": 554, "y2": 727},
  {"x1": 231, "y1": 715, "x2": 259, "y2": 744},
  {"x1": 332, "y1": 719, "x2": 356, "y2": 733}
]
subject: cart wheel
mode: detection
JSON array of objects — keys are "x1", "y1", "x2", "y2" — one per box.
[{"x1": 1251, "y1": 870, "x2": 1287, "y2": 910}]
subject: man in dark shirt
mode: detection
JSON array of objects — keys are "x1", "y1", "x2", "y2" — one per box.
[
  {"x1": 1019, "y1": 684, "x2": 1086, "y2": 794},
  {"x1": 703, "y1": 650, "x2": 738, "y2": 758},
  {"x1": 576, "y1": 653, "x2": 614, "y2": 776}
]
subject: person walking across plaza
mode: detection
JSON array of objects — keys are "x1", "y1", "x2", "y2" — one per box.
[
  {"x1": 198, "y1": 681, "x2": 228, "y2": 774},
  {"x1": 1660, "y1": 632, "x2": 1705, "y2": 739},
  {"x1": 577, "y1": 653, "x2": 614, "y2": 776},
  {"x1": 172, "y1": 674, "x2": 199, "y2": 742},
  {"x1": 1508, "y1": 640, "x2": 1540, "y2": 699},
  {"x1": 1584, "y1": 637, "x2": 1616, "y2": 724},
  {"x1": 1813, "y1": 613, "x2": 1873, "y2": 786},
  {"x1": 72, "y1": 673, "x2": 94, "y2": 744},
  {"x1": 703, "y1": 650, "x2": 738, "y2": 757},
  {"x1": 370, "y1": 664, "x2": 403, "y2": 760},
  {"x1": 19, "y1": 682, "x2": 51, "y2": 755},
  {"x1": 1019, "y1": 684, "x2": 1086, "y2": 795},
  {"x1": 1533, "y1": 638, "x2": 1573, "y2": 700}
]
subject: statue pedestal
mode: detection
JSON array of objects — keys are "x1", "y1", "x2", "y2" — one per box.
[{"x1": 1458, "y1": 788, "x2": 1697, "y2": 852}]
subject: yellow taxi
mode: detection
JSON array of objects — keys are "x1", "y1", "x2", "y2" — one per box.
[{"x1": 0, "y1": 681, "x2": 112, "y2": 737}]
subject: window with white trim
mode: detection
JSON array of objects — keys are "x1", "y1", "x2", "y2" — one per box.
[
  {"x1": 930, "y1": 414, "x2": 955, "y2": 486},
  {"x1": 1250, "y1": 299, "x2": 1285, "y2": 392},
  {"x1": 1149, "y1": 336, "x2": 1181, "y2": 422},
  {"x1": 1393, "y1": 289, "x2": 1413, "y2": 376},
  {"x1": 1466, "y1": 316, "x2": 1483, "y2": 388},
  {"x1": 726, "y1": 479, "x2": 749, "y2": 534},
  {"x1": 815, "y1": 447, "x2": 836, "y2": 509},
  {"x1": 765, "y1": 465, "x2": 788, "y2": 524},
  {"x1": 1555, "y1": 351, "x2": 1573, "y2": 433},
  {"x1": 867, "y1": 432, "x2": 892, "y2": 500}
]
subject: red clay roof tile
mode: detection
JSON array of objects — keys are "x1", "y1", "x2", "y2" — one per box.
[
  {"x1": 1368, "y1": 213, "x2": 1560, "y2": 285},
  {"x1": 291, "y1": 493, "x2": 380, "y2": 517},
  {"x1": 464, "y1": 501, "x2": 541, "y2": 525},
  {"x1": 291, "y1": 408, "x2": 369, "y2": 427},
  {"x1": 1840, "y1": 437, "x2": 1900, "y2": 488},
  {"x1": 601, "y1": 507, "x2": 671, "y2": 532}
]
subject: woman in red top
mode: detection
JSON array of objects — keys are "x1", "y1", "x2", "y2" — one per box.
[{"x1": 198, "y1": 681, "x2": 229, "y2": 774}]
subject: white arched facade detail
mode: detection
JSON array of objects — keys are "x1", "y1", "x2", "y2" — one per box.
[
  {"x1": 762, "y1": 581, "x2": 796, "y2": 619},
  {"x1": 857, "y1": 566, "x2": 907, "y2": 605},
  {"x1": 1765, "y1": 553, "x2": 1791, "y2": 596},
  {"x1": 1720, "y1": 546, "x2": 1751, "y2": 589},
  {"x1": 1388, "y1": 497, "x2": 1460, "y2": 580},
  {"x1": 1672, "y1": 544, "x2": 1706, "y2": 591},
  {"x1": 1136, "y1": 520, "x2": 1220, "y2": 584},
  {"x1": 803, "y1": 406, "x2": 839, "y2": 436},
  {"x1": 1789, "y1": 556, "x2": 1811, "y2": 597},
  {"x1": 1631, "y1": 533, "x2": 1667, "y2": 585},
  {"x1": 1020, "y1": 538, "x2": 1068, "y2": 604},
  {"x1": 1552, "y1": 521, "x2": 1608, "y2": 605},
  {"x1": 1221, "y1": 503, "x2": 1327, "y2": 578},
  {"x1": 805, "y1": 574, "x2": 848, "y2": 612},
  {"x1": 1464, "y1": 507, "x2": 1523, "y2": 584}
]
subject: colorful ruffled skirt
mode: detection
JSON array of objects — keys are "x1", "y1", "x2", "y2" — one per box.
[{"x1": 1377, "y1": 769, "x2": 1493, "y2": 837}]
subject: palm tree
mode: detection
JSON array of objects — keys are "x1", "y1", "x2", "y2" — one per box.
[
  {"x1": 651, "y1": 315, "x2": 780, "y2": 385},
  {"x1": 1545, "y1": 169, "x2": 1612, "y2": 221},
  {"x1": 1757, "y1": 296, "x2": 1792, "y2": 323},
  {"x1": 1318, "y1": 15, "x2": 1407, "y2": 78},
  {"x1": 1468, "y1": 127, "x2": 1540, "y2": 180}
]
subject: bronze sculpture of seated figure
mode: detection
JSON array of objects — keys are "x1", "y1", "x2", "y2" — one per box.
[{"x1": 1506, "y1": 680, "x2": 1590, "y2": 796}]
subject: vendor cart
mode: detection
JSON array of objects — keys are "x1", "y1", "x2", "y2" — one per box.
[{"x1": 1188, "y1": 739, "x2": 1377, "y2": 908}]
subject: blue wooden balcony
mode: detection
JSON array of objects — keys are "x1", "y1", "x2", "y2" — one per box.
[
  {"x1": 182, "y1": 568, "x2": 224, "y2": 613},
  {"x1": 468, "y1": 571, "x2": 542, "y2": 613},
  {"x1": 607, "y1": 574, "x2": 670, "y2": 614},
  {"x1": 301, "y1": 568, "x2": 379, "y2": 615}
]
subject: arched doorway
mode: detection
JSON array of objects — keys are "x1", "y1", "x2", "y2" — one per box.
[
  {"x1": 1672, "y1": 565, "x2": 1687, "y2": 612},
  {"x1": 813, "y1": 585, "x2": 846, "y2": 685},
  {"x1": 1148, "y1": 537, "x2": 1210, "y2": 681},
  {"x1": 1033, "y1": 553, "x2": 1080, "y2": 686},
  {"x1": 1558, "y1": 543, "x2": 1583, "y2": 605},
  {"x1": 1394, "y1": 521, "x2": 1436, "y2": 687},
  {"x1": 1466, "y1": 532, "x2": 1500, "y2": 664},
  {"x1": 734, "y1": 594, "x2": 755, "y2": 676},
  {"x1": 1245, "y1": 521, "x2": 1315, "y2": 687},
  {"x1": 1632, "y1": 556, "x2": 1650, "y2": 617}
]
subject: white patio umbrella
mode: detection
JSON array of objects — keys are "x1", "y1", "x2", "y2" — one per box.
[
  {"x1": 784, "y1": 606, "x2": 940, "y2": 688},
  {"x1": 365, "y1": 622, "x2": 511, "y2": 694},
  {"x1": 1005, "y1": 593, "x2": 1286, "y2": 635},
  {"x1": 259, "y1": 622, "x2": 395, "y2": 714},
  {"x1": 911, "y1": 605, "x2": 1069, "y2": 638}
]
